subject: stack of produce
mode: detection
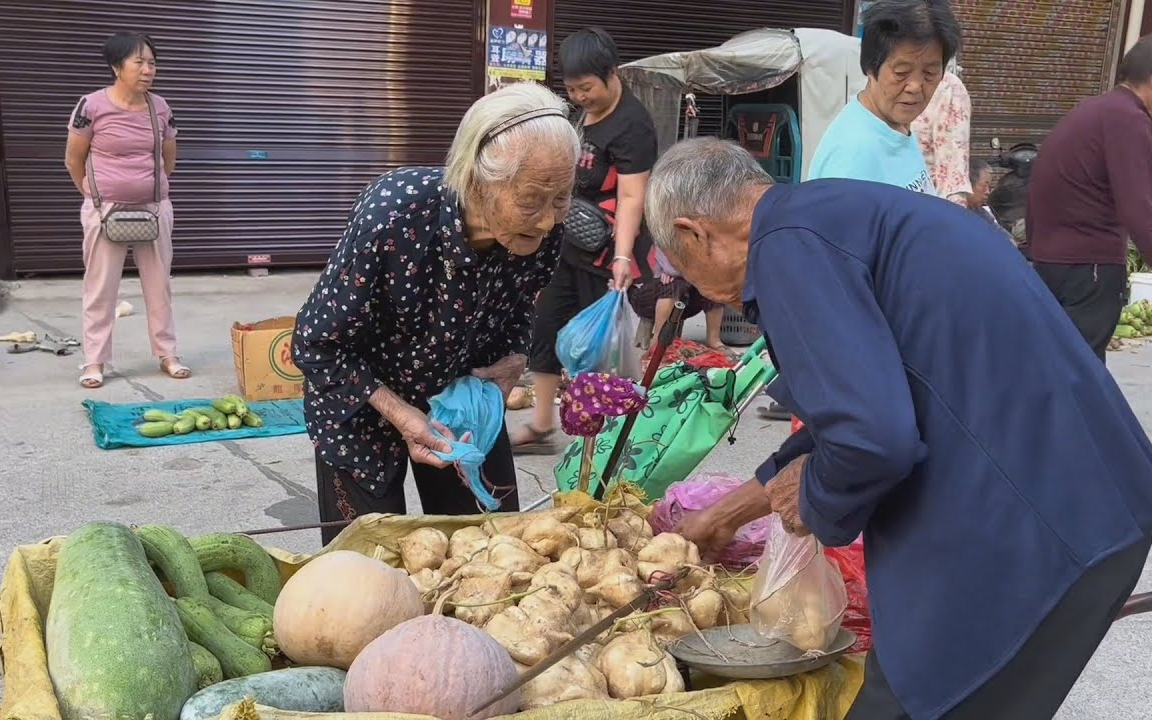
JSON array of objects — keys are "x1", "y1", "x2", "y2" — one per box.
[
  {"x1": 44, "y1": 522, "x2": 346, "y2": 720},
  {"x1": 332, "y1": 497, "x2": 751, "y2": 717},
  {"x1": 1114, "y1": 299, "x2": 1152, "y2": 339},
  {"x1": 42, "y1": 496, "x2": 755, "y2": 720},
  {"x1": 136, "y1": 396, "x2": 263, "y2": 438}
]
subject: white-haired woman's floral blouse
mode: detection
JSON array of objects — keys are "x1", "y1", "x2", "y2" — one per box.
[
  {"x1": 913, "y1": 71, "x2": 973, "y2": 205},
  {"x1": 292, "y1": 166, "x2": 562, "y2": 494}
]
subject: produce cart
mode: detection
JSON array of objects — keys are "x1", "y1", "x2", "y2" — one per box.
[{"x1": 0, "y1": 491, "x2": 864, "y2": 720}]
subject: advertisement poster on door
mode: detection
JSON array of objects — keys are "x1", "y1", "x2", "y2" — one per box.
[{"x1": 486, "y1": 0, "x2": 550, "y2": 93}]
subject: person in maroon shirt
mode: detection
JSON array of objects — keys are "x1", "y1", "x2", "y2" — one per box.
[{"x1": 1027, "y1": 36, "x2": 1152, "y2": 363}]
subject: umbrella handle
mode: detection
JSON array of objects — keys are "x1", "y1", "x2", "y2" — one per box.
[{"x1": 594, "y1": 300, "x2": 686, "y2": 501}]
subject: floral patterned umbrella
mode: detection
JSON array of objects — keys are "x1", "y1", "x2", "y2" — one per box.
[{"x1": 559, "y1": 372, "x2": 648, "y2": 492}]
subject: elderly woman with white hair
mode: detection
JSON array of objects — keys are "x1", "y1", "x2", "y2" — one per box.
[
  {"x1": 647, "y1": 137, "x2": 1152, "y2": 720},
  {"x1": 293, "y1": 83, "x2": 581, "y2": 544}
]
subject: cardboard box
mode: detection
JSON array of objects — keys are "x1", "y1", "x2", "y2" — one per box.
[{"x1": 231, "y1": 317, "x2": 305, "y2": 401}]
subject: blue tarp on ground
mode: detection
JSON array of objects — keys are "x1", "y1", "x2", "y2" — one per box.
[{"x1": 82, "y1": 397, "x2": 307, "y2": 449}]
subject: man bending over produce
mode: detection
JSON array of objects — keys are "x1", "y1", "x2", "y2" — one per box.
[{"x1": 644, "y1": 137, "x2": 1152, "y2": 720}]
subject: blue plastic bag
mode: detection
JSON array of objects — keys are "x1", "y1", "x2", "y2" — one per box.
[
  {"x1": 556, "y1": 289, "x2": 641, "y2": 378},
  {"x1": 427, "y1": 376, "x2": 506, "y2": 511}
]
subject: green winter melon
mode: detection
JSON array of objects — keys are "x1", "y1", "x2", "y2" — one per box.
[{"x1": 46, "y1": 522, "x2": 199, "y2": 720}]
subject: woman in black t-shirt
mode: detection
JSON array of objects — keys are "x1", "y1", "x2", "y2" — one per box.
[{"x1": 512, "y1": 27, "x2": 659, "y2": 454}]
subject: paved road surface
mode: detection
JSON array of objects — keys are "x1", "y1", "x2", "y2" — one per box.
[{"x1": 0, "y1": 271, "x2": 1148, "y2": 715}]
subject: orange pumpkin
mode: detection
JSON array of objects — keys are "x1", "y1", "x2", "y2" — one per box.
[{"x1": 273, "y1": 550, "x2": 423, "y2": 669}]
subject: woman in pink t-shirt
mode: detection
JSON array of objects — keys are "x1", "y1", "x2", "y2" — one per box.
[{"x1": 64, "y1": 31, "x2": 187, "y2": 389}]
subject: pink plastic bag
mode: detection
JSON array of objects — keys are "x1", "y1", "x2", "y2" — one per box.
[
  {"x1": 749, "y1": 514, "x2": 848, "y2": 653},
  {"x1": 649, "y1": 473, "x2": 768, "y2": 570}
]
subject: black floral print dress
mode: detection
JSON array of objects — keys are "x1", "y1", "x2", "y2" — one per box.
[{"x1": 293, "y1": 167, "x2": 562, "y2": 529}]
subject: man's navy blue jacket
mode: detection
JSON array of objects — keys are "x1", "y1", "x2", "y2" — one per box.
[{"x1": 743, "y1": 178, "x2": 1152, "y2": 719}]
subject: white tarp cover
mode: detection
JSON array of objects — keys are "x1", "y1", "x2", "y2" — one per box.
[
  {"x1": 618, "y1": 27, "x2": 866, "y2": 179},
  {"x1": 793, "y1": 28, "x2": 867, "y2": 180}
]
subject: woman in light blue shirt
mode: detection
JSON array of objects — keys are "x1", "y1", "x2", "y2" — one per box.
[
  {"x1": 807, "y1": 0, "x2": 961, "y2": 191},
  {"x1": 762, "y1": 0, "x2": 961, "y2": 422}
]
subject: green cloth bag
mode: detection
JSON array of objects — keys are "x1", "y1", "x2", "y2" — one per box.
[{"x1": 553, "y1": 338, "x2": 776, "y2": 502}]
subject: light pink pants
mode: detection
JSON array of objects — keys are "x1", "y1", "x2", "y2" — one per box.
[{"x1": 81, "y1": 198, "x2": 177, "y2": 366}]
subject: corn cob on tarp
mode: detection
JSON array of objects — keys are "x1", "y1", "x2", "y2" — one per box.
[
  {"x1": 81, "y1": 398, "x2": 307, "y2": 449},
  {"x1": 1, "y1": 493, "x2": 864, "y2": 720}
]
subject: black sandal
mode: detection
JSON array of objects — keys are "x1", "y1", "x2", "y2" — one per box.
[{"x1": 512, "y1": 425, "x2": 558, "y2": 456}]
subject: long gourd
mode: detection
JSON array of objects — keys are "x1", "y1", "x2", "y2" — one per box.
[
  {"x1": 189, "y1": 641, "x2": 224, "y2": 689},
  {"x1": 175, "y1": 597, "x2": 272, "y2": 679},
  {"x1": 205, "y1": 571, "x2": 275, "y2": 616},
  {"x1": 189, "y1": 532, "x2": 282, "y2": 605},
  {"x1": 202, "y1": 594, "x2": 277, "y2": 656},
  {"x1": 46, "y1": 522, "x2": 198, "y2": 720},
  {"x1": 133, "y1": 523, "x2": 210, "y2": 599}
]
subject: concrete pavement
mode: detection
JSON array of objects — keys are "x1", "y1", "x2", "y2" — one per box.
[{"x1": 0, "y1": 270, "x2": 1148, "y2": 716}]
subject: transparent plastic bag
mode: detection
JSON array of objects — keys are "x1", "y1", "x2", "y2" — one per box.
[
  {"x1": 749, "y1": 514, "x2": 848, "y2": 653},
  {"x1": 556, "y1": 289, "x2": 642, "y2": 379}
]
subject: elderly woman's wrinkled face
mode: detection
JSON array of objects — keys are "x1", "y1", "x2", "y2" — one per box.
[
  {"x1": 866, "y1": 39, "x2": 944, "y2": 131},
  {"x1": 969, "y1": 168, "x2": 993, "y2": 208},
  {"x1": 482, "y1": 151, "x2": 575, "y2": 256},
  {"x1": 114, "y1": 44, "x2": 157, "y2": 92}
]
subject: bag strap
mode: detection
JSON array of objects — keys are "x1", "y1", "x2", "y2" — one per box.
[
  {"x1": 85, "y1": 93, "x2": 163, "y2": 209},
  {"x1": 145, "y1": 93, "x2": 161, "y2": 204}
]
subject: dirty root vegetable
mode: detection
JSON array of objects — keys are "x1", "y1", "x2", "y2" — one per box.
[
  {"x1": 479, "y1": 506, "x2": 581, "y2": 539},
  {"x1": 607, "y1": 513, "x2": 654, "y2": 552},
  {"x1": 451, "y1": 563, "x2": 513, "y2": 626},
  {"x1": 560, "y1": 547, "x2": 635, "y2": 589},
  {"x1": 527, "y1": 563, "x2": 583, "y2": 611},
  {"x1": 273, "y1": 551, "x2": 423, "y2": 669},
  {"x1": 448, "y1": 526, "x2": 490, "y2": 558},
  {"x1": 595, "y1": 630, "x2": 685, "y2": 699},
  {"x1": 577, "y1": 527, "x2": 618, "y2": 550},
  {"x1": 636, "y1": 532, "x2": 701, "y2": 582},
  {"x1": 586, "y1": 568, "x2": 645, "y2": 608},
  {"x1": 398, "y1": 527, "x2": 449, "y2": 574},
  {"x1": 519, "y1": 655, "x2": 610, "y2": 710},
  {"x1": 482, "y1": 535, "x2": 548, "y2": 575},
  {"x1": 719, "y1": 581, "x2": 751, "y2": 624},
  {"x1": 686, "y1": 587, "x2": 724, "y2": 630},
  {"x1": 485, "y1": 606, "x2": 573, "y2": 666},
  {"x1": 344, "y1": 614, "x2": 521, "y2": 720},
  {"x1": 408, "y1": 568, "x2": 445, "y2": 612},
  {"x1": 520, "y1": 516, "x2": 580, "y2": 560}
]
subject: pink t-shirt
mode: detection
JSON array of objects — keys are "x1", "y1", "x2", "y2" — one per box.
[{"x1": 68, "y1": 89, "x2": 177, "y2": 204}]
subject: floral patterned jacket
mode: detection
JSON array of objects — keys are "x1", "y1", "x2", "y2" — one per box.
[{"x1": 913, "y1": 71, "x2": 972, "y2": 205}]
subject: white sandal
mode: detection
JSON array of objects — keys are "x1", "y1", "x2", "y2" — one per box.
[
  {"x1": 79, "y1": 365, "x2": 104, "y2": 389},
  {"x1": 161, "y1": 356, "x2": 191, "y2": 379}
]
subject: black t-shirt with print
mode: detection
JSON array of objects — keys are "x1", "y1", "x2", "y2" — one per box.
[{"x1": 562, "y1": 87, "x2": 659, "y2": 277}]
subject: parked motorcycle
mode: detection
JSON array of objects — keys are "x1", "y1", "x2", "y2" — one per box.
[{"x1": 987, "y1": 137, "x2": 1039, "y2": 254}]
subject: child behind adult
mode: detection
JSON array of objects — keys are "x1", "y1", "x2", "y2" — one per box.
[{"x1": 653, "y1": 246, "x2": 728, "y2": 351}]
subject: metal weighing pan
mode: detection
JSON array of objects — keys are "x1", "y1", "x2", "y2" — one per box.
[{"x1": 667, "y1": 624, "x2": 857, "y2": 680}]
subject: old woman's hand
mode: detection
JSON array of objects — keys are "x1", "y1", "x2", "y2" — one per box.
[
  {"x1": 766, "y1": 454, "x2": 812, "y2": 537},
  {"x1": 369, "y1": 387, "x2": 455, "y2": 468},
  {"x1": 472, "y1": 353, "x2": 527, "y2": 400}
]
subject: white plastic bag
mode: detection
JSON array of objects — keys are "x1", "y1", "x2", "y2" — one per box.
[{"x1": 749, "y1": 514, "x2": 848, "y2": 653}]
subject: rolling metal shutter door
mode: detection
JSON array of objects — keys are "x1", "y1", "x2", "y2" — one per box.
[
  {"x1": 552, "y1": 0, "x2": 850, "y2": 139},
  {"x1": 953, "y1": 0, "x2": 1127, "y2": 151},
  {"x1": 0, "y1": 0, "x2": 476, "y2": 275}
]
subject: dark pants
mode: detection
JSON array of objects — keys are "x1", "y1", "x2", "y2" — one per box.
[
  {"x1": 1034, "y1": 262, "x2": 1127, "y2": 364},
  {"x1": 529, "y1": 255, "x2": 610, "y2": 375},
  {"x1": 846, "y1": 536, "x2": 1151, "y2": 720},
  {"x1": 314, "y1": 425, "x2": 520, "y2": 546}
]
